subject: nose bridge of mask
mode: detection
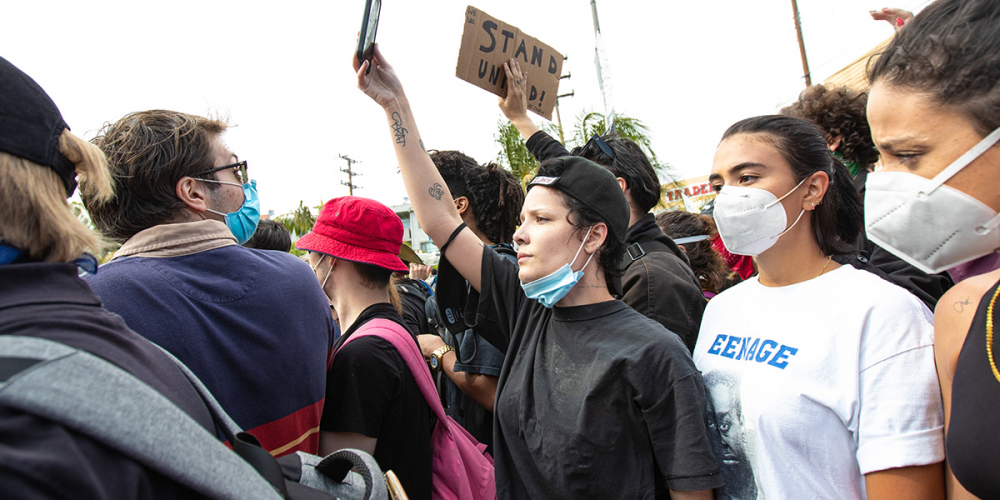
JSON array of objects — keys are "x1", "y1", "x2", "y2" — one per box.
[{"x1": 925, "y1": 126, "x2": 1000, "y2": 194}]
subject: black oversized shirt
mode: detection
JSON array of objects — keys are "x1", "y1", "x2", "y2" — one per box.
[
  {"x1": 323, "y1": 304, "x2": 435, "y2": 500},
  {"x1": 459, "y1": 247, "x2": 722, "y2": 499}
]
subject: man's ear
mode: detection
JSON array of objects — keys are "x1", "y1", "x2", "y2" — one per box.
[
  {"x1": 176, "y1": 177, "x2": 211, "y2": 212},
  {"x1": 616, "y1": 177, "x2": 627, "y2": 193}
]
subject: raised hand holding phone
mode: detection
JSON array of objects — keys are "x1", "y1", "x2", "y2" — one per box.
[{"x1": 357, "y1": 0, "x2": 381, "y2": 74}]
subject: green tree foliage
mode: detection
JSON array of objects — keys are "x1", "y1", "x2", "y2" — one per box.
[
  {"x1": 494, "y1": 111, "x2": 678, "y2": 191},
  {"x1": 495, "y1": 120, "x2": 538, "y2": 189},
  {"x1": 274, "y1": 201, "x2": 317, "y2": 239}
]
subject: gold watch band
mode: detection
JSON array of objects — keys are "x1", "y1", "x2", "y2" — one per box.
[{"x1": 431, "y1": 344, "x2": 455, "y2": 371}]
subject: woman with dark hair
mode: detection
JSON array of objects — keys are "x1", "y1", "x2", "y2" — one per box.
[
  {"x1": 354, "y1": 45, "x2": 721, "y2": 499},
  {"x1": 694, "y1": 115, "x2": 945, "y2": 499},
  {"x1": 655, "y1": 210, "x2": 736, "y2": 298},
  {"x1": 865, "y1": 1, "x2": 1000, "y2": 497}
]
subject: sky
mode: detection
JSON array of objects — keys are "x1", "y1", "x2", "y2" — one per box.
[{"x1": 2, "y1": 0, "x2": 932, "y2": 217}]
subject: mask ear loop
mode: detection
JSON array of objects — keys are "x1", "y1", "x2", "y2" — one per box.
[
  {"x1": 925, "y1": 126, "x2": 1000, "y2": 195},
  {"x1": 571, "y1": 226, "x2": 598, "y2": 273},
  {"x1": 764, "y1": 175, "x2": 810, "y2": 238},
  {"x1": 321, "y1": 258, "x2": 337, "y2": 289}
]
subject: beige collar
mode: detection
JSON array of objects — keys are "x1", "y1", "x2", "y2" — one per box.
[{"x1": 114, "y1": 220, "x2": 237, "y2": 259}]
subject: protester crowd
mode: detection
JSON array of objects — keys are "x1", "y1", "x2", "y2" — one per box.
[{"x1": 1, "y1": 0, "x2": 998, "y2": 498}]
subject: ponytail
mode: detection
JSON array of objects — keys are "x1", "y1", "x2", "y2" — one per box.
[{"x1": 812, "y1": 155, "x2": 862, "y2": 256}]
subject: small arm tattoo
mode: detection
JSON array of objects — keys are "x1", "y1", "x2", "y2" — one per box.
[
  {"x1": 391, "y1": 111, "x2": 408, "y2": 146},
  {"x1": 428, "y1": 182, "x2": 444, "y2": 201},
  {"x1": 420, "y1": 138, "x2": 426, "y2": 152},
  {"x1": 954, "y1": 297, "x2": 972, "y2": 313}
]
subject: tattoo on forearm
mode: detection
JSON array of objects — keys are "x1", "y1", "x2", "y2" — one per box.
[
  {"x1": 428, "y1": 183, "x2": 444, "y2": 201},
  {"x1": 391, "y1": 111, "x2": 408, "y2": 146},
  {"x1": 420, "y1": 138, "x2": 426, "y2": 152},
  {"x1": 954, "y1": 297, "x2": 972, "y2": 312}
]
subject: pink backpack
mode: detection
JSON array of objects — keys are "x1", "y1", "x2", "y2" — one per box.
[{"x1": 339, "y1": 318, "x2": 496, "y2": 500}]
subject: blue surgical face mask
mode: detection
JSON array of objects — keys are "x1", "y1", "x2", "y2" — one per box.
[
  {"x1": 520, "y1": 226, "x2": 597, "y2": 308},
  {"x1": 198, "y1": 178, "x2": 261, "y2": 245}
]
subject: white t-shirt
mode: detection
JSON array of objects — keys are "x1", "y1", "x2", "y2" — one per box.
[{"x1": 693, "y1": 265, "x2": 944, "y2": 500}]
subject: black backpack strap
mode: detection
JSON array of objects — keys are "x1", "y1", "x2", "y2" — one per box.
[{"x1": 621, "y1": 240, "x2": 673, "y2": 268}]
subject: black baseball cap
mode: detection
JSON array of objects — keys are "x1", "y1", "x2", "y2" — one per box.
[
  {"x1": 527, "y1": 156, "x2": 629, "y2": 243},
  {"x1": 0, "y1": 56, "x2": 76, "y2": 196}
]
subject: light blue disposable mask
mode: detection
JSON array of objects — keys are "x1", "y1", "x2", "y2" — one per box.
[
  {"x1": 199, "y1": 178, "x2": 261, "y2": 245},
  {"x1": 520, "y1": 226, "x2": 596, "y2": 308}
]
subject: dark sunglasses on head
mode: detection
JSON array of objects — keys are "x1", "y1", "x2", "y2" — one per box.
[
  {"x1": 196, "y1": 160, "x2": 249, "y2": 185},
  {"x1": 585, "y1": 134, "x2": 615, "y2": 160}
]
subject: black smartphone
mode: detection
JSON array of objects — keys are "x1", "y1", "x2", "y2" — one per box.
[{"x1": 357, "y1": 0, "x2": 381, "y2": 74}]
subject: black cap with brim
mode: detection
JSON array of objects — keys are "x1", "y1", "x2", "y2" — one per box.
[
  {"x1": 528, "y1": 156, "x2": 628, "y2": 297},
  {"x1": 528, "y1": 156, "x2": 629, "y2": 241},
  {"x1": 0, "y1": 56, "x2": 76, "y2": 196}
]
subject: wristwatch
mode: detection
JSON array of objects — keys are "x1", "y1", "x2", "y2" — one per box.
[{"x1": 429, "y1": 344, "x2": 455, "y2": 372}]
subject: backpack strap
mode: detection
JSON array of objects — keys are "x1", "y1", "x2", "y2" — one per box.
[
  {"x1": 337, "y1": 319, "x2": 447, "y2": 423},
  {"x1": 0, "y1": 335, "x2": 284, "y2": 500},
  {"x1": 622, "y1": 240, "x2": 673, "y2": 267}
]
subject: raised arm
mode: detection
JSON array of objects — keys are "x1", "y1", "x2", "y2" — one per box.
[
  {"x1": 355, "y1": 45, "x2": 485, "y2": 291},
  {"x1": 498, "y1": 59, "x2": 542, "y2": 141}
]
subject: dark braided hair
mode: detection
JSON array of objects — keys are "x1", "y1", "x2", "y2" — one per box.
[
  {"x1": 430, "y1": 150, "x2": 524, "y2": 244},
  {"x1": 869, "y1": 0, "x2": 1000, "y2": 136},
  {"x1": 721, "y1": 115, "x2": 862, "y2": 257}
]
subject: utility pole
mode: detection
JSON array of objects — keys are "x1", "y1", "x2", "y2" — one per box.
[
  {"x1": 591, "y1": 0, "x2": 615, "y2": 131},
  {"x1": 791, "y1": 0, "x2": 812, "y2": 87},
  {"x1": 555, "y1": 61, "x2": 573, "y2": 145},
  {"x1": 339, "y1": 154, "x2": 361, "y2": 195}
]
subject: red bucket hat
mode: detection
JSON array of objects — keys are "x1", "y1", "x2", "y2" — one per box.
[{"x1": 295, "y1": 196, "x2": 408, "y2": 273}]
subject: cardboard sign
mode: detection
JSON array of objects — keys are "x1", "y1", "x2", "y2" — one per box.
[{"x1": 456, "y1": 6, "x2": 563, "y2": 120}]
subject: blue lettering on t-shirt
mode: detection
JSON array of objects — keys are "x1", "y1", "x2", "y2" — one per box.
[
  {"x1": 721, "y1": 336, "x2": 741, "y2": 358},
  {"x1": 768, "y1": 345, "x2": 799, "y2": 369},
  {"x1": 746, "y1": 338, "x2": 760, "y2": 360},
  {"x1": 756, "y1": 340, "x2": 778, "y2": 362},
  {"x1": 704, "y1": 334, "x2": 798, "y2": 370},
  {"x1": 707, "y1": 335, "x2": 727, "y2": 355}
]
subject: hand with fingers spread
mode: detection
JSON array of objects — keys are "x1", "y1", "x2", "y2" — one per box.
[
  {"x1": 354, "y1": 43, "x2": 405, "y2": 109},
  {"x1": 869, "y1": 7, "x2": 914, "y2": 31},
  {"x1": 498, "y1": 58, "x2": 541, "y2": 140},
  {"x1": 499, "y1": 59, "x2": 529, "y2": 121}
]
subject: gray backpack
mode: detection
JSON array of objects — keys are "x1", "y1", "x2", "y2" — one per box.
[{"x1": 0, "y1": 335, "x2": 388, "y2": 500}]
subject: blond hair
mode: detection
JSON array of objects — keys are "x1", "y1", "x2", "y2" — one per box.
[{"x1": 0, "y1": 130, "x2": 113, "y2": 262}]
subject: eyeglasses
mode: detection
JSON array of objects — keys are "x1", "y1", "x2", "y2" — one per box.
[
  {"x1": 585, "y1": 134, "x2": 615, "y2": 160},
  {"x1": 196, "y1": 161, "x2": 249, "y2": 185}
]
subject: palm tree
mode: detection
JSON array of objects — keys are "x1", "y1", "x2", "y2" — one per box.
[
  {"x1": 494, "y1": 111, "x2": 678, "y2": 191},
  {"x1": 495, "y1": 120, "x2": 539, "y2": 190},
  {"x1": 274, "y1": 201, "x2": 318, "y2": 239},
  {"x1": 570, "y1": 111, "x2": 676, "y2": 181}
]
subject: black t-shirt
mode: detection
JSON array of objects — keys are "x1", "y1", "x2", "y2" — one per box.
[
  {"x1": 0, "y1": 262, "x2": 215, "y2": 499},
  {"x1": 323, "y1": 303, "x2": 435, "y2": 500},
  {"x1": 463, "y1": 248, "x2": 722, "y2": 499}
]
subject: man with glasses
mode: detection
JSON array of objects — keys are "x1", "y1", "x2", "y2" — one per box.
[{"x1": 80, "y1": 110, "x2": 336, "y2": 457}]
